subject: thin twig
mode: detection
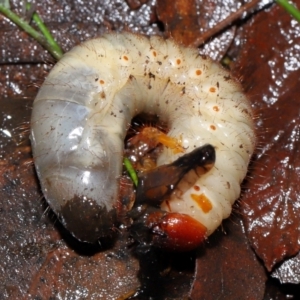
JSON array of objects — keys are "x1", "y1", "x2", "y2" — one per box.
[
  {"x1": 192, "y1": 0, "x2": 262, "y2": 47},
  {"x1": 26, "y1": 3, "x2": 63, "y2": 59},
  {"x1": 0, "y1": 4, "x2": 63, "y2": 60}
]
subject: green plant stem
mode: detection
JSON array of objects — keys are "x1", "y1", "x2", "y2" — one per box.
[
  {"x1": 124, "y1": 157, "x2": 138, "y2": 187},
  {"x1": 276, "y1": 0, "x2": 300, "y2": 22},
  {"x1": 26, "y1": 3, "x2": 63, "y2": 60},
  {"x1": 0, "y1": 4, "x2": 63, "y2": 60}
]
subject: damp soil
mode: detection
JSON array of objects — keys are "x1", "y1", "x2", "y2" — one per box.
[{"x1": 1, "y1": 0, "x2": 300, "y2": 299}]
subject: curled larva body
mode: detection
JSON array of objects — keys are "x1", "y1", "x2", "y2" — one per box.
[{"x1": 30, "y1": 32, "x2": 255, "y2": 244}]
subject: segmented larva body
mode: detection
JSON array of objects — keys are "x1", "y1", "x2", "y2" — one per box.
[{"x1": 30, "y1": 32, "x2": 255, "y2": 244}]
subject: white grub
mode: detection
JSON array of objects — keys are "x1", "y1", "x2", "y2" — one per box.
[{"x1": 30, "y1": 32, "x2": 255, "y2": 242}]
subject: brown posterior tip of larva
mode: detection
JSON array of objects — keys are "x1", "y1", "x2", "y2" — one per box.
[
  {"x1": 60, "y1": 195, "x2": 117, "y2": 243},
  {"x1": 176, "y1": 58, "x2": 181, "y2": 65},
  {"x1": 152, "y1": 50, "x2": 157, "y2": 57},
  {"x1": 210, "y1": 125, "x2": 216, "y2": 130},
  {"x1": 99, "y1": 79, "x2": 105, "y2": 85},
  {"x1": 191, "y1": 193, "x2": 212, "y2": 213},
  {"x1": 213, "y1": 105, "x2": 219, "y2": 112},
  {"x1": 209, "y1": 87, "x2": 217, "y2": 93},
  {"x1": 123, "y1": 55, "x2": 129, "y2": 61}
]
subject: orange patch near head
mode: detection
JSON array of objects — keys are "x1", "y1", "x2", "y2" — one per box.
[
  {"x1": 191, "y1": 193, "x2": 212, "y2": 213},
  {"x1": 137, "y1": 127, "x2": 184, "y2": 154}
]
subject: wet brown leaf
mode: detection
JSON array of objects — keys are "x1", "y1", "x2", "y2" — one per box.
[
  {"x1": 156, "y1": 0, "x2": 200, "y2": 45},
  {"x1": 2, "y1": 0, "x2": 300, "y2": 298},
  {"x1": 272, "y1": 251, "x2": 300, "y2": 284},
  {"x1": 190, "y1": 214, "x2": 267, "y2": 300},
  {"x1": 233, "y1": 2, "x2": 300, "y2": 272},
  {"x1": 126, "y1": 0, "x2": 149, "y2": 10},
  {"x1": 156, "y1": 0, "x2": 240, "y2": 60}
]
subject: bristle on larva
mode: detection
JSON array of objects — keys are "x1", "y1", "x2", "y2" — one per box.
[{"x1": 30, "y1": 32, "x2": 255, "y2": 243}]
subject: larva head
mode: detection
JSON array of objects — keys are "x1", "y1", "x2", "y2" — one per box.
[
  {"x1": 149, "y1": 212, "x2": 207, "y2": 251},
  {"x1": 130, "y1": 207, "x2": 207, "y2": 251}
]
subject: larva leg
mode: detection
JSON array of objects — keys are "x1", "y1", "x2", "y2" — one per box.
[
  {"x1": 135, "y1": 144, "x2": 215, "y2": 205},
  {"x1": 127, "y1": 126, "x2": 184, "y2": 156},
  {"x1": 130, "y1": 207, "x2": 208, "y2": 252},
  {"x1": 125, "y1": 125, "x2": 184, "y2": 172}
]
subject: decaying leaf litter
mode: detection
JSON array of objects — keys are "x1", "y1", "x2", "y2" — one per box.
[{"x1": 1, "y1": 0, "x2": 300, "y2": 298}]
